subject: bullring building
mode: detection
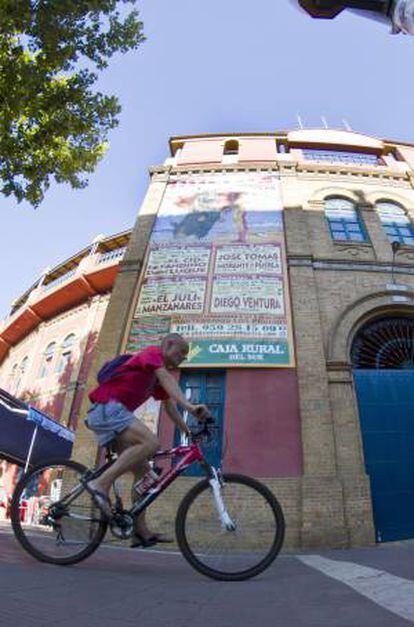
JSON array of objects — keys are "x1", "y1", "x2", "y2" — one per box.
[{"x1": 1, "y1": 128, "x2": 414, "y2": 548}]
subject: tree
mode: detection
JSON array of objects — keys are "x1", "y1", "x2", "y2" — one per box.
[{"x1": 0, "y1": 1, "x2": 145, "y2": 207}]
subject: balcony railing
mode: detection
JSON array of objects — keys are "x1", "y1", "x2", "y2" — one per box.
[
  {"x1": 302, "y1": 149, "x2": 381, "y2": 167},
  {"x1": 8, "y1": 301, "x2": 27, "y2": 318},
  {"x1": 43, "y1": 269, "x2": 77, "y2": 292},
  {"x1": 4, "y1": 246, "x2": 127, "y2": 319},
  {"x1": 97, "y1": 247, "x2": 126, "y2": 264}
]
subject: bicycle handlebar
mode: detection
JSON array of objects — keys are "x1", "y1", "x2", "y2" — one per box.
[{"x1": 188, "y1": 416, "x2": 216, "y2": 441}]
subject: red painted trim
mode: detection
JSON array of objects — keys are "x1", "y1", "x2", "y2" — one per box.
[{"x1": 0, "y1": 261, "x2": 120, "y2": 363}]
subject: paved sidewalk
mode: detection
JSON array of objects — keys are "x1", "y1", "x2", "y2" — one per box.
[{"x1": 1, "y1": 527, "x2": 413, "y2": 627}]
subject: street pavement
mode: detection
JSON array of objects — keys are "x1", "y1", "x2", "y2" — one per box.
[{"x1": 0, "y1": 526, "x2": 413, "y2": 627}]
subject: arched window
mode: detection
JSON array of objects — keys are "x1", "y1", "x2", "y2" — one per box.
[
  {"x1": 20, "y1": 356, "x2": 29, "y2": 374},
  {"x1": 39, "y1": 342, "x2": 56, "y2": 379},
  {"x1": 223, "y1": 140, "x2": 239, "y2": 156},
  {"x1": 8, "y1": 363, "x2": 18, "y2": 391},
  {"x1": 55, "y1": 334, "x2": 76, "y2": 374},
  {"x1": 14, "y1": 356, "x2": 29, "y2": 394},
  {"x1": 324, "y1": 197, "x2": 368, "y2": 243},
  {"x1": 376, "y1": 201, "x2": 414, "y2": 246},
  {"x1": 351, "y1": 316, "x2": 414, "y2": 369}
]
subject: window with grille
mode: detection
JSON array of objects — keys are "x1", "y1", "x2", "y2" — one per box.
[
  {"x1": 14, "y1": 356, "x2": 29, "y2": 394},
  {"x1": 351, "y1": 317, "x2": 414, "y2": 369},
  {"x1": 55, "y1": 334, "x2": 76, "y2": 374},
  {"x1": 303, "y1": 149, "x2": 380, "y2": 166},
  {"x1": 39, "y1": 342, "x2": 56, "y2": 378},
  {"x1": 325, "y1": 197, "x2": 368, "y2": 243},
  {"x1": 376, "y1": 201, "x2": 414, "y2": 247},
  {"x1": 8, "y1": 363, "x2": 18, "y2": 392}
]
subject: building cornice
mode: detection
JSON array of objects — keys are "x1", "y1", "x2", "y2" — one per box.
[
  {"x1": 288, "y1": 255, "x2": 414, "y2": 275},
  {"x1": 149, "y1": 162, "x2": 411, "y2": 185}
]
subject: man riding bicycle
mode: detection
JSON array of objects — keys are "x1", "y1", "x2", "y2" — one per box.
[{"x1": 85, "y1": 333, "x2": 210, "y2": 547}]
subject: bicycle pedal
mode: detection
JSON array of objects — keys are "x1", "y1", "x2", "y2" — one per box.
[{"x1": 110, "y1": 511, "x2": 134, "y2": 540}]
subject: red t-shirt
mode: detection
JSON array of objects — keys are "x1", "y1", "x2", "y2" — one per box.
[{"x1": 89, "y1": 346, "x2": 169, "y2": 412}]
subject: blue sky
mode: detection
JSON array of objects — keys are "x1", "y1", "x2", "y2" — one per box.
[{"x1": 0, "y1": 0, "x2": 412, "y2": 318}]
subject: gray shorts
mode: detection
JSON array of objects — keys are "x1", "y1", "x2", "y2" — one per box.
[{"x1": 85, "y1": 401, "x2": 135, "y2": 446}]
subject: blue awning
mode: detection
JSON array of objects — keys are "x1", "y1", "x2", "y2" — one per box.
[{"x1": 27, "y1": 407, "x2": 75, "y2": 443}]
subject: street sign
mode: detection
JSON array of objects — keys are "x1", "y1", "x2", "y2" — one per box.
[
  {"x1": 298, "y1": 1, "x2": 392, "y2": 19},
  {"x1": 298, "y1": 1, "x2": 345, "y2": 17},
  {"x1": 297, "y1": 1, "x2": 414, "y2": 35}
]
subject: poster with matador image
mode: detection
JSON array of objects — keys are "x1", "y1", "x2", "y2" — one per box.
[{"x1": 125, "y1": 171, "x2": 295, "y2": 367}]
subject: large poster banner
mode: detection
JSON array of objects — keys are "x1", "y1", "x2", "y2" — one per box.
[
  {"x1": 214, "y1": 244, "x2": 281, "y2": 275},
  {"x1": 136, "y1": 278, "x2": 207, "y2": 315},
  {"x1": 127, "y1": 316, "x2": 171, "y2": 352},
  {"x1": 126, "y1": 172, "x2": 295, "y2": 367},
  {"x1": 146, "y1": 246, "x2": 211, "y2": 278},
  {"x1": 210, "y1": 276, "x2": 284, "y2": 315}
]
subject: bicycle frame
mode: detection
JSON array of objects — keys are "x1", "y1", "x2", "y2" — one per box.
[
  {"x1": 105, "y1": 440, "x2": 214, "y2": 519},
  {"x1": 136, "y1": 442, "x2": 210, "y2": 515},
  {"x1": 54, "y1": 436, "x2": 235, "y2": 532}
]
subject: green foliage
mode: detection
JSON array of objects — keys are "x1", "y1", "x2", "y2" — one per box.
[{"x1": 0, "y1": 1, "x2": 145, "y2": 206}]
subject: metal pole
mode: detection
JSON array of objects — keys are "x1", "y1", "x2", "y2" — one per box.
[
  {"x1": 24, "y1": 425, "x2": 38, "y2": 474},
  {"x1": 391, "y1": 240, "x2": 401, "y2": 285}
]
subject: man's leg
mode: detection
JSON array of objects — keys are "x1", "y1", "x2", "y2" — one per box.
[
  {"x1": 131, "y1": 463, "x2": 158, "y2": 543},
  {"x1": 113, "y1": 439, "x2": 153, "y2": 539},
  {"x1": 88, "y1": 419, "x2": 159, "y2": 499},
  {"x1": 113, "y1": 442, "x2": 171, "y2": 545}
]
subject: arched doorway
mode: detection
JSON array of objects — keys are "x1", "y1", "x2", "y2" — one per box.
[{"x1": 351, "y1": 316, "x2": 414, "y2": 541}]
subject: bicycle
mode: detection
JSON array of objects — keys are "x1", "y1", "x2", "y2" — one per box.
[{"x1": 10, "y1": 421, "x2": 285, "y2": 581}]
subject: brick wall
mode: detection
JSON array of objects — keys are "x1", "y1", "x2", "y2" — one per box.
[{"x1": 73, "y1": 147, "x2": 414, "y2": 549}]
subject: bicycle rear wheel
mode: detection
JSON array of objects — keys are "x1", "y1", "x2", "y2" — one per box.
[
  {"x1": 11, "y1": 459, "x2": 108, "y2": 565},
  {"x1": 175, "y1": 473, "x2": 285, "y2": 581}
]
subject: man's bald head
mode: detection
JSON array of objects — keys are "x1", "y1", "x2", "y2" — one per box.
[
  {"x1": 162, "y1": 333, "x2": 189, "y2": 350},
  {"x1": 161, "y1": 334, "x2": 189, "y2": 368}
]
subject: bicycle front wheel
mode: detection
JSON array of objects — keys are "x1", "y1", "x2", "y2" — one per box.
[
  {"x1": 175, "y1": 473, "x2": 285, "y2": 581},
  {"x1": 11, "y1": 459, "x2": 108, "y2": 565}
]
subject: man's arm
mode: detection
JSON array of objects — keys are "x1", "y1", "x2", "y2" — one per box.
[
  {"x1": 163, "y1": 399, "x2": 190, "y2": 435},
  {"x1": 155, "y1": 367, "x2": 210, "y2": 420}
]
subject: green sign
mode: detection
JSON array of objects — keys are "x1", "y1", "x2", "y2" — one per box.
[{"x1": 185, "y1": 339, "x2": 290, "y2": 366}]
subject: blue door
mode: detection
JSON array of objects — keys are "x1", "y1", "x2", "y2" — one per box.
[
  {"x1": 174, "y1": 370, "x2": 226, "y2": 476},
  {"x1": 354, "y1": 370, "x2": 414, "y2": 541}
]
